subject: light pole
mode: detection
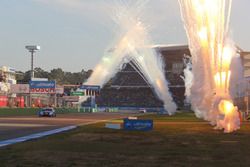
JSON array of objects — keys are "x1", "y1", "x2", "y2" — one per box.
[
  {"x1": 25, "y1": 45, "x2": 40, "y2": 79},
  {"x1": 25, "y1": 45, "x2": 40, "y2": 107}
]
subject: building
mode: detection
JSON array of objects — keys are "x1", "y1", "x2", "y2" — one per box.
[
  {"x1": 0, "y1": 66, "x2": 16, "y2": 94},
  {"x1": 96, "y1": 44, "x2": 191, "y2": 108},
  {"x1": 96, "y1": 44, "x2": 248, "y2": 109}
]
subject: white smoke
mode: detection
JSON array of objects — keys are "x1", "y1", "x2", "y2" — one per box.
[
  {"x1": 178, "y1": 0, "x2": 241, "y2": 132},
  {"x1": 181, "y1": 55, "x2": 193, "y2": 104},
  {"x1": 86, "y1": 0, "x2": 177, "y2": 114}
]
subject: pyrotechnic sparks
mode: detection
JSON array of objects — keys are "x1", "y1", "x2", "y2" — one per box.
[
  {"x1": 86, "y1": 0, "x2": 177, "y2": 114},
  {"x1": 179, "y1": 0, "x2": 240, "y2": 132}
]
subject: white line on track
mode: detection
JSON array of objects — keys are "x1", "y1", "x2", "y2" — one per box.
[
  {"x1": 0, "y1": 126, "x2": 77, "y2": 148},
  {"x1": 0, "y1": 123, "x2": 55, "y2": 127}
]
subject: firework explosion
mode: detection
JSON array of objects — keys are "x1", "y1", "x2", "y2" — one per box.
[{"x1": 179, "y1": 0, "x2": 240, "y2": 133}]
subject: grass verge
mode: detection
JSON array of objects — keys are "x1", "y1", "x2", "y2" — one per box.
[
  {"x1": 0, "y1": 108, "x2": 82, "y2": 117},
  {"x1": 0, "y1": 113, "x2": 250, "y2": 167}
]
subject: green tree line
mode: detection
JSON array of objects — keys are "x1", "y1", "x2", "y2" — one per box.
[{"x1": 16, "y1": 67, "x2": 93, "y2": 85}]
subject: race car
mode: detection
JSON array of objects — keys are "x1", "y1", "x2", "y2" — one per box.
[{"x1": 38, "y1": 108, "x2": 56, "y2": 117}]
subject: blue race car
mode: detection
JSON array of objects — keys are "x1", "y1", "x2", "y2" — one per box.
[{"x1": 38, "y1": 108, "x2": 56, "y2": 117}]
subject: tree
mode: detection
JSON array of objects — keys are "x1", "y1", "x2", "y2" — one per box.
[
  {"x1": 34, "y1": 67, "x2": 49, "y2": 79},
  {"x1": 22, "y1": 71, "x2": 31, "y2": 83},
  {"x1": 16, "y1": 67, "x2": 93, "y2": 85},
  {"x1": 49, "y1": 68, "x2": 64, "y2": 84}
]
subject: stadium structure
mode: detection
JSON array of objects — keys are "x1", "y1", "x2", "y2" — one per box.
[
  {"x1": 93, "y1": 44, "x2": 250, "y2": 110},
  {"x1": 95, "y1": 44, "x2": 191, "y2": 109}
]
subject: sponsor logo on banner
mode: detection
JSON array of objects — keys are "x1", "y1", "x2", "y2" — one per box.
[
  {"x1": 29, "y1": 81, "x2": 56, "y2": 94},
  {"x1": 10, "y1": 84, "x2": 30, "y2": 94},
  {"x1": 79, "y1": 85, "x2": 100, "y2": 90},
  {"x1": 30, "y1": 88, "x2": 56, "y2": 94},
  {"x1": 123, "y1": 119, "x2": 153, "y2": 131},
  {"x1": 29, "y1": 81, "x2": 56, "y2": 89}
]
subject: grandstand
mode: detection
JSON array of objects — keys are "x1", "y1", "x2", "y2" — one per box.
[
  {"x1": 83, "y1": 44, "x2": 249, "y2": 111},
  {"x1": 95, "y1": 44, "x2": 191, "y2": 109}
]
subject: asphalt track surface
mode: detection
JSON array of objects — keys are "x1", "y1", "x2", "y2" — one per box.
[{"x1": 0, "y1": 112, "x2": 137, "y2": 141}]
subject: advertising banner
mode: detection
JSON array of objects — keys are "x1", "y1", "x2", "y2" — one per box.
[
  {"x1": 30, "y1": 88, "x2": 55, "y2": 94},
  {"x1": 70, "y1": 92, "x2": 84, "y2": 96},
  {"x1": 10, "y1": 84, "x2": 30, "y2": 94},
  {"x1": 55, "y1": 86, "x2": 64, "y2": 94},
  {"x1": 123, "y1": 119, "x2": 153, "y2": 131},
  {"x1": 29, "y1": 81, "x2": 56, "y2": 89},
  {"x1": 29, "y1": 81, "x2": 56, "y2": 94},
  {"x1": 79, "y1": 85, "x2": 100, "y2": 90},
  {"x1": 62, "y1": 96, "x2": 80, "y2": 102},
  {"x1": 0, "y1": 96, "x2": 8, "y2": 107}
]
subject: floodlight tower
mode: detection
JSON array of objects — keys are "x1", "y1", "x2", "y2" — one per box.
[{"x1": 25, "y1": 45, "x2": 40, "y2": 79}]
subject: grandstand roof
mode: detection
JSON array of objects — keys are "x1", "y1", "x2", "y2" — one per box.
[
  {"x1": 152, "y1": 44, "x2": 189, "y2": 51},
  {"x1": 153, "y1": 44, "x2": 245, "y2": 53}
]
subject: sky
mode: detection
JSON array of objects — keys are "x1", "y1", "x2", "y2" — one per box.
[{"x1": 0, "y1": 0, "x2": 249, "y2": 72}]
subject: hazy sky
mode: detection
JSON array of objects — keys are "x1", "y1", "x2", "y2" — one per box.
[{"x1": 0, "y1": 0, "x2": 249, "y2": 72}]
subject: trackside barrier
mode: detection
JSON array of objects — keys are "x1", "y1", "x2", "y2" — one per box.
[
  {"x1": 55, "y1": 108, "x2": 78, "y2": 113},
  {"x1": 79, "y1": 107, "x2": 119, "y2": 113},
  {"x1": 54, "y1": 106, "x2": 164, "y2": 113},
  {"x1": 55, "y1": 107, "x2": 94, "y2": 113},
  {"x1": 80, "y1": 107, "x2": 95, "y2": 113}
]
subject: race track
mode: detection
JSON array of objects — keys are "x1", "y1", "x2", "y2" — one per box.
[{"x1": 0, "y1": 112, "x2": 136, "y2": 141}]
